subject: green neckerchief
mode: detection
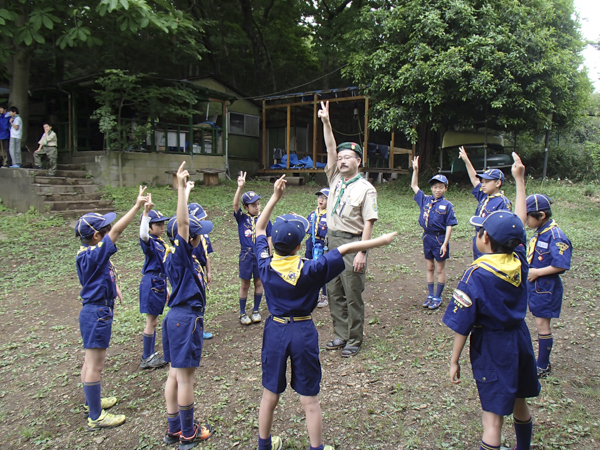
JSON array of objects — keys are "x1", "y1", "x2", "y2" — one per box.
[{"x1": 332, "y1": 174, "x2": 362, "y2": 216}]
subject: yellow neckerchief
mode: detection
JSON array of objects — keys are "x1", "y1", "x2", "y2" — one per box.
[
  {"x1": 245, "y1": 213, "x2": 258, "y2": 243},
  {"x1": 311, "y1": 207, "x2": 326, "y2": 241},
  {"x1": 473, "y1": 253, "x2": 522, "y2": 287},
  {"x1": 163, "y1": 239, "x2": 178, "y2": 263},
  {"x1": 198, "y1": 236, "x2": 210, "y2": 292},
  {"x1": 479, "y1": 191, "x2": 506, "y2": 215},
  {"x1": 424, "y1": 196, "x2": 443, "y2": 227},
  {"x1": 270, "y1": 253, "x2": 304, "y2": 286},
  {"x1": 527, "y1": 219, "x2": 559, "y2": 264}
]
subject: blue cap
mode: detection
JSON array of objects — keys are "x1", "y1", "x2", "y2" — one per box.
[
  {"x1": 315, "y1": 188, "x2": 330, "y2": 197},
  {"x1": 167, "y1": 216, "x2": 213, "y2": 241},
  {"x1": 469, "y1": 210, "x2": 525, "y2": 246},
  {"x1": 75, "y1": 212, "x2": 117, "y2": 238},
  {"x1": 188, "y1": 203, "x2": 207, "y2": 220},
  {"x1": 478, "y1": 169, "x2": 505, "y2": 183},
  {"x1": 242, "y1": 191, "x2": 262, "y2": 205},
  {"x1": 145, "y1": 210, "x2": 168, "y2": 224},
  {"x1": 428, "y1": 174, "x2": 448, "y2": 186},
  {"x1": 526, "y1": 194, "x2": 552, "y2": 213},
  {"x1": 272, "y1": 214, "x2": 309, "y2": 253}
]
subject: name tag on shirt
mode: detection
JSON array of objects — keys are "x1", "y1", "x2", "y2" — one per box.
[
  {"x1": 536, "y1": 241, "x2": 548, "y2": 249},
  {"x1": 438, "y1": 205, "x2": 446, "y2": 210}
]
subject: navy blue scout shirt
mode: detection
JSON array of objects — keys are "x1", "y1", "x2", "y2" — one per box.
[
  {"x1": 164, "y1": 233, "x2": 205, "y2": 309},
  {"x1": 234, "y1": 209, "x2": 272, "y2": 249},
  {"x1": 76, "y1": 234, "x2": 118, "y2": 304},
  {"x1": 192, "y1": 234, "x2": 213, "y2": 267},
  {"x1": 140, "y1": 235, "x2": 167, "y2": 274},
  {"x1": 443, "y1": 245, "x2": 529, "y2": 334},
  {"x1": 307, "y1": 209, "x2": 327, "y2": 241},
  {"x1": 414, "y1": 190, "x2": 458, "y2": 234},
  {"x1": 472, "y1": 185, "x2": 512, "y2": 219},
  {"x1": 255, "y1": 235, "x2": 345, "y2": 316},
  {"x1": 527, "y1": 219, "x2": 572, "y2": 271}
]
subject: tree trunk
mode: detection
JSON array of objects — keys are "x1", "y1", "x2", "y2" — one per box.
[
  {"x1": 7, "y1": 45, "x2": 31, "y2": 144},
  {"x1": 417, "y1": 122, "x2": 438, "y2": 170}
]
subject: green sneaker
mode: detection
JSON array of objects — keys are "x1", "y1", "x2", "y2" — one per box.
[
  {"x1": 270, "y1": 436, "x2": 283, "y2": 450},
  {"x1": 82, "y1": 397, "x2": 118, "y2": 418},
  {"x1": 87, "y1": 409, "x2": 126, "y2": 431}
]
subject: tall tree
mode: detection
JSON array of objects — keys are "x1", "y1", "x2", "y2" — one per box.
[
  {"x1": 346, "y1": 0, "x2": 592, "y2": 162},
  {"x1": 0, "y1": 0, "x2": 195, "y2": 140}
]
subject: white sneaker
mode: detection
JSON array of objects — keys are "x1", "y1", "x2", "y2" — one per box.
[
  {"x1": 251, "y1": 311, "x2": 262, "y2": 323},
  {"x1": 240, "y1": 314, "x2": 252, "y2": 325},
  {"x1": 317, "y1": 294, "x2": 328, "y2": 308}
]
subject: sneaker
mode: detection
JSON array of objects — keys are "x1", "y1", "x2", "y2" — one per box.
[
  {"x1": 324, "y1": 446, "x2": 335, "y2": 450},
  {"x1": 251, "y1": 311, "x2": 262, "y2": 323},
  {"x1": 34, "y1": 165, "x2": 42, "y2": 169},
  {"x1": 240, "y1": 314, "x2": 252, "y2": 325},
  {"x1": 428, "y1": 297, "x2": 442, "y2": 310},
  {"x1": 422, "y1": 295, "x2": 433, "y2": 308},
  {"x1": 87, "y1": 409, "x2": 126, "y2": 431},
  {"x1": 270, "y1": 435, "x2": 283, "y2": 450},
  {"x1": 163, "y1": 420, "x2": 200, "y2": 445},
  {"x1": 317, "y1": 294, "x2": 328, "y2": 308},
  {"x1": 9, "y1": 164, "x2": 21, "y2": 168},
  {"x1": 140, "y1": 352, "x2": 168, "y2": 370},
  {"x1": 83, "y1": 396, "x2": 118, "y2": 418},
  {"x1": 203, "y1": 331, "x2": 213, "y2": 340},
  {"x1": 178, "y1": 423, "x2": 214, "y2": 449},
  {"x1": 326, "y1": 338, "x2": 346, "y2": 350},
  {"x1": 537, "y1": 363, "x2": 552, "y2": 378}
]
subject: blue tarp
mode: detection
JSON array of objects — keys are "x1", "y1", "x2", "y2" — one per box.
[
  {"x1": 270, "y1": 154, "x2": 325, "y2": 169},
  {"x1": 367, "y1": 143, "x2": 389, "y2": 160}
]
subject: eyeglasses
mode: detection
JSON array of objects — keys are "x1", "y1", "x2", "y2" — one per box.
[{"x1": 337, "y1": 155, "x2": 357, "y2": 162}]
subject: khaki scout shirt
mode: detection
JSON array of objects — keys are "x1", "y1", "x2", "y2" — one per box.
[
  {"x1": 326, "y1": 164, "x2": 378, "y2": 235},
  {"x1": 38, "y1": 131, "x2": 57, "y2": 147}
]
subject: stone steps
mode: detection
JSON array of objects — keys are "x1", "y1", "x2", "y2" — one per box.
[
  {"x1": 33, "y1": 184, "x2": 100, "y2": 194},
  {"x1": 44, "y1": 199, "x2": 113, "y2": 212},
  {"x1": 41, "y1": 192, "x2": 104, "y2": 202},
  {"x1": 51, "y1": 207, "x2": 115, "y2": 219},
  {"x1": 34, "y1": 176, "x2": 95, "y2": 185}
]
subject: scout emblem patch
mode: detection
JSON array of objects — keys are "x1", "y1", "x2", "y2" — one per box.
[
  {"x1": 453, "y1": 289, "x2": 472, "y2": 308},
  {"x1": 556, "y1": 242, "x2": 569, "y2": 255}
]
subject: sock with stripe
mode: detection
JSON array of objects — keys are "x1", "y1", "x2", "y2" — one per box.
[
  {"x1": 179, "y1": 403, "x2": 195, "y2": 438},
  {"x1": 167, "y1": 411, "x2": 181, "y2": 434},
  {"x1": 514, "y1": 416, "x2": 533, "y2": 450},
  {"x1": 253, "y1": 293, "x2": 263, "y2": 313},
  {"x1": 537, "y1": 333, "x2": 553, "y2": 369},
  {"x1": 480, "y1": 441, "x2": 500, "y2": 450},
  {"x1": 142, "y1": 332, "x2": 154, "y2": 359},
  {"x1": 83, "y1": 381, "x2": 102, "y2": 421},
  {"x1": 435, "y1": 283, "x2": 445, "y2": 298}
]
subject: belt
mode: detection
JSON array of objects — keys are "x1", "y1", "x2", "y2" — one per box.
[
  {"x1": 171, "y1": 305, "x2": 205, "y2": 314},
  {"x1": 85, "y1": 299, "x2": 114, "y2": 307},
  {"x1": 271, "y1": 315, "x2": 312, "y2": 324},
  {"x1": 329, "y1": 230, "x2": 361, "y2": 239},
  {"x1": 424, "y1": 231, "x2": 445, "y2": 236}
]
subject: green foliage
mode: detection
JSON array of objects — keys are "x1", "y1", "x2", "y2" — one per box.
[{"x1": 346, "y1": 0, "x2": 592, "y2": 140}]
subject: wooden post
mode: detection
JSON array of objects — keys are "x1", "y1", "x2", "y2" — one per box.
[
  {"x1": 262, "y1": 99, "x2": 267, "y2": 169},
  {"x1": 363, "y1": 97, "x2": 369, "y2": 167},
  {"x1": 222, "y1": 100, "x2": 227, "y2": 157},
  {"x1": 390, "y1": 131, "x2": 395, "y2": 169},
  {"x1": 286, "y1": 105, "x2": 291, "y2": 169},
  {"x1": 312, "y1": 93, "x2": 318, "y2": 168}
]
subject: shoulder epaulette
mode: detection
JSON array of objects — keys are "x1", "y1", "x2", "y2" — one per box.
[{"x1": 460, "y1": 265, "x2": 479, "y2": 284}]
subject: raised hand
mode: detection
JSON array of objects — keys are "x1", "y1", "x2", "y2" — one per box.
[
  {"x1": 136, "y1": 185, "x2": 148, "y2": 207},
  {"x1": 176, "y1": 161, "x2": 190, "y2": 189},
  {"x1": 237, "y1": 171, "x2": 247, "y2": 188},
  {"x1": 143, "y1": 193, "x2": 154, "y2": 214},
  {"x1": 318, "y1": 101, "x2": 330, "y2": 123},
  {"x1": 412, "y1": 156, "x2": 419, "y2": 171},
  {"x1": 458, "y1": 146, "x2": 468, "y2": 161},
  {"x1": 273, "y1": 174, "x2": 287, "y2": 198},
  {"x1": 511, "y1": 152, "x2": 525, "y2": 180}
]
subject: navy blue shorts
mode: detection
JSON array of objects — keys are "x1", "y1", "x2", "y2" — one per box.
[
  {"x1": 139, "y1": 273, "x2": 167, "y2": 316},
  {"x1": 239, "y1": 249, "x2": 259, "y2": 280},
  {"x1": 79, "y1": 303, "x2": 113, "y2": 349},
  {"x1": 261, "y1": 317, "x2": 321, "y2": 396},
  {"x1": 470, "y1": 322, "x2": 540, "y2": 416},
  {"x1": 422, "y1": 233, "x2": 449, "y2": 261},
  {"x1": 527, "y1": 275, "x2": 563, "y2": 318},
  {"x1": 162, "y1": 307, "x2": 204, "y2": 368}
]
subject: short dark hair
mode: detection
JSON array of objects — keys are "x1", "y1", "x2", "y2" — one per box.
[
  {"x1": 527, "y1": 209, "x2": 552, "y2": 220},
  {"x1": 0, "y1": 104, "x2": 7, "y2": 110},
  {"x1": 273, "y1": 242, "x2": 296, "y2": 256},
  {"x1": 8, "y1": 106, "x2": 18, "y2": 114},
  {"x1": 149, "y1": 221, "x2": 165, "y2": 231},
  {"x1": 80, "y1": 224, "x2": 111, "y2": 244},
  {"x1": 478, "y1": 228, "x2": 521, "y2": 254}
]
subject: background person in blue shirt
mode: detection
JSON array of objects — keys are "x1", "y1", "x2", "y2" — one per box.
[
  {"x1": 254, "y1": 175, "x2": 397, "y2": 450},
  {"x1": 524, "y1": 194, "x2": 572, "y2": 378},
  {"x1": 233, "y1": 171, "x2": 272, "y2": 326},
  {"x1": 411, "y1": 156, "x2": 458, "y2": 310},
  {"x1": 459, "y1": 146, "x2": 512, "y2": 260},
  {"x1": 75, "y1": 185, "x2": 148, "y2": 430},
  {"x1": 443, "y1": 154, "x2": 540, "y2": 450},
  {"x1": 305, "y1": 187, "x2": 330, "y2": 308},
  {"x1": 189, "y1": 202, "x2": 215, "y2": 340},
  {"x1": 161, "y1": 162, "x2": 214, "y2": 449},
  {"x1": 138, "y1": 194, "x2": 169, "y2": 370},
  {"x1": 0, "y1": 104, "x2": 11, "y2": 167}
]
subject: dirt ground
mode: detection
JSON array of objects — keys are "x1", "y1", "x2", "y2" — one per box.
[{"x1": 0, "y1": 184, "x2": 598, "y2": 450}]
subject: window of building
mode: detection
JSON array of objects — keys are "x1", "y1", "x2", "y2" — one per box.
[{"x1": 229, "y1": 113, "x2": 260, "y2": 137}]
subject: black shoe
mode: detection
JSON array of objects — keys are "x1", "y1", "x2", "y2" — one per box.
[
  {"x1": 341, "y1": 345, "x2": 361, "y2": 358},
  {"x1": 326, "y1": 338, "x2": 346, "y2": 350}
]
